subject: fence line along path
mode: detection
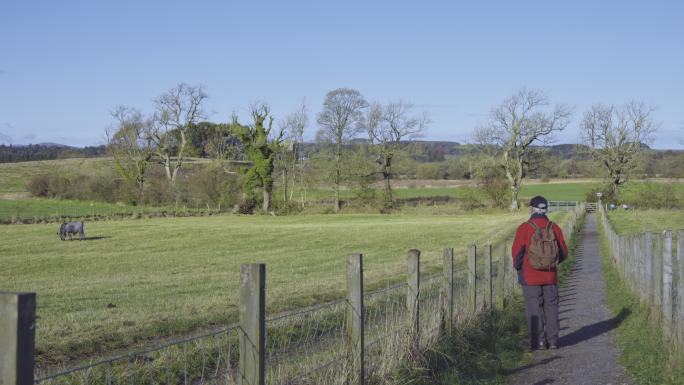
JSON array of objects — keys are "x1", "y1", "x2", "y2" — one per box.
[{"x1": 508, "y1": 213, "x2": 633, "y2": 385}]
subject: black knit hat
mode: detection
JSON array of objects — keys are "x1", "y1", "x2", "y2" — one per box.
[{"x1": 529, "y1": 195, "x2": 548, "y2": 210}]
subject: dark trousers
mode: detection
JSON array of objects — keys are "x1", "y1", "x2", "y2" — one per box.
[{"x1": 522, "y1": 284, "x2": 559, "y2": 346}]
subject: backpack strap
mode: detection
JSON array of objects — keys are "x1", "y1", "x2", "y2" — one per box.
[
  {"x1": 526, "y1": 220, "x2": 539, "y2": 231},
  {"x1": 546, "y1": 221, "x2": 554, "y2": 232}
]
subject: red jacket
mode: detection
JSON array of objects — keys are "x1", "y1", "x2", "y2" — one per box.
[{"x1": 511, "y1": 214, "x2": 568, "y2": 286}]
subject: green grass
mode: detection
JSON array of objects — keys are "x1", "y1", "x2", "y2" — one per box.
[
  {"x1": 520, "y1": 182, "x2": 597, "y2": 202},
  {"x1": 607, "y1": 209, "x2": 684, "y2": 235},
  {"x1": 306, "y1": 181, "x2": 596, "y2": 203},
  {"x1": 0, "y1": 158, "x2": 112, "y2": 194},
  {"x1": 0, "y1": 198, "x2": 142, "y2": 221},
  {"x1": 0, "y1": 211, "x2": 569, "y2": 367},
  {"x1": 0, "y1": 198, "x2": 207, "y2": 222},
  {"x1": 597, "y1": 217, "x2": 684, "y2": 384}
]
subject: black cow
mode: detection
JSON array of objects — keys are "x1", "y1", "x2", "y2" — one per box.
[{"x1": 59, "y1": 221, "x2": 85, "y2": 241}]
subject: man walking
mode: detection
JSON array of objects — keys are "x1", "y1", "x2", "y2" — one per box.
[{"x1": 512, "y1": 195, "x2": 568, "y2": 350}]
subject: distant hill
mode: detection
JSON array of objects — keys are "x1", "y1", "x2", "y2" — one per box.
[{"x1": 0, "y1": 143, "x2": 107, "y2": 163}]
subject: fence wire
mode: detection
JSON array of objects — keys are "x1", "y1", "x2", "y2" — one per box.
[
  {"x1": 34, "y1": 327, "x2": 239, "y2": 385},
  {"x1": 265, "y1": 299, "x2": 349, "y2": 385}
]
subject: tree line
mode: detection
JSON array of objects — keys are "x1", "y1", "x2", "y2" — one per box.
[{"x1": 22, "y1": 84, "x2": 672, "y2": 212}]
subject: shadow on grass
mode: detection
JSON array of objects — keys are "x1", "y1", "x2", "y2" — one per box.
[{"x1": 61, "y1": 236, "x2": 112, "y2": 241}]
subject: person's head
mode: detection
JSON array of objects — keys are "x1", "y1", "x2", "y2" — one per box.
[{"x1": 529, "y1": 195, "x2": 548, "y2": 215}]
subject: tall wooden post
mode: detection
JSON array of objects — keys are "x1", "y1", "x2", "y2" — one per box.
[
  {"x1": 676, "y1": 231, "x2": 684, "y2": 349},
  {"x1": 0, "y1": 292, "x2": 36, "y2": 385},
  {"x1": 239, "y1": 264, "x2": 265, "y2": 385},
  {"x1": 407, "y1": 249, "x2": 421, "y2": 349},
  {"x1": 654, "y1": 234, "x2": 664, "y2": 321},
  {"x1": 469, "y1": 245, "x2": 477, "y2": 314},
  {"x1": 662, "y1": 231, "x2": 673, "y2": 337},
  {"x1": 443, "y1": 248, "x2": 454, "y2": 335},
  {"x1": 497, "y1": 243, "x2": 507, "y2": 308},
  {"x1": 346, "y1": 254, "x2": 364, "y2": 385},
  {"x1": 644, "y1": 233, "x2": 654, "y2": 306},
  {"x1": 484, "y1": 244, "x2": 493, "y2": 310}
]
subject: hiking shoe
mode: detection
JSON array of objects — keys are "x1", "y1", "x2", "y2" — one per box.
[
  {"x1": 549, "y1": 342, "x2": 558, "y2": 349},
  {"x1": 538, "y1": 341, "x2": 547, "y2": 350}
]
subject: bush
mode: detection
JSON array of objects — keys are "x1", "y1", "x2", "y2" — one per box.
[
  {"x1": 27, "y1": 175, "x2": 51, "y2": 197},
  {"x1": 476, "y1": 165, "x2": 509, "y2": 208}
]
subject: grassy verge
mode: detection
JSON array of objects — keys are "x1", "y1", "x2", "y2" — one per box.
[
  {"x1": 382, "y1": 211, "x2": 584, "y2": 384},
  {"x1": 597, "y1": 218, "x2": 684, "y2": 384}
]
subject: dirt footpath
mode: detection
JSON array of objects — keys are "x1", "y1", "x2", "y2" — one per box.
[{"x1": 507, "y1": 214, "x2": 634, "y2": 385}]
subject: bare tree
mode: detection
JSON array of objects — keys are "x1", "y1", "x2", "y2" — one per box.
[
  {"x1": 146, "y1": 83, "x2": 207, "y2": 185},
  {"x1": 475, "y1": 88, "x2": 571, "y2": 210},
  {"x1": 279, "y1": 101, "x2": 308, "y2": 204},
  {"x1": 106, "y1": 106, "x2": 153, "y2": 199},
  {"x1": 367, "y1": 101, "x2": 428, "y2": 209},
  {"x1": 580, "y1": 102, "x2": 658, "y2": 199},
  {"x1": 316, "y1": 88, "x2": 368, "y2": 212}
]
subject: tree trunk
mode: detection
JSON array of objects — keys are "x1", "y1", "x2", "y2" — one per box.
[
  {"x1": 383, "y1": 154, "x2": 393, "y2": 210},
  {"x1": 282, "y1": 168, "x2": 288, "y2": 202},
  {"x1": 334, "y1": 142, "x2": 341, "y2": 213},
  {"x1": 611, "y1": 179, "x2": 620, "y2": 200},
  {"x1": 510, "y1": 184, "x2": 520, "y2": 211},
  {"x1": 263, "y1": 187, "x2": 271, "y2": 212},
  {"x1": 163, "y1": 155, "x2": 173, "y2": 184}
]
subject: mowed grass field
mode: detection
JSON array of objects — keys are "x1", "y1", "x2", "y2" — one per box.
[
  {"x1": 1, "y1": 211, "x2": 570, "y2": 366},
  {"x1": 607, "y1": 209, "x2": 684, "y2": 235}
]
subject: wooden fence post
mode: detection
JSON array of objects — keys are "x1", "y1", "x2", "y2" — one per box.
[
  {"x1": 644, "y1": 233, "x2": 654, "y2": 305},
  {"x1": 469, "y1": 245, "x2": 477, "y2": 314},
  {"x1": 497, "y1": 243, "x2": 506, "y2": 309},
  {"x1": 347, "y1": 254, "x2": 364, "y2": 385},
  {"x1": 654, "y1": 234, "x2": 664, "y2": 321},
  {"x1": 484, "y1": 244, "x2": 493, "y2": 310},
  {"x1": 407, "y1": 249, "x2": 420, "y2": 349},
  {"x1": 662, "y1": 231, "x2": 673, "y2": 338},
  {"x1": 443, "y1": 248, "x2": 454, "y2": 335},
  {"x1": 676, "y1": 231, "x2": 684, "y2": 350},
  {"x1": 239, "y1": 264, "x2": 265, "y2": 385},
  {"x1": 0, "y1": 292, "x2": 35, "y2": 385}
]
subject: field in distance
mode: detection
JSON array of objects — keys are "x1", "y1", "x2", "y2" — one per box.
[
  {"x1": 0, "y1": 211, "x2": 571, "y2": 367},
  {"x1": 607, "y1": 209, "x2": 684, "y2": 235}
]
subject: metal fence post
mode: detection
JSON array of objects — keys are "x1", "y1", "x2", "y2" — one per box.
[
  {"x1": 0, "y1": 292, "x2": 35, "y2": 385},
  {"x1": 443, "y1": 248, "x2": 454, "y2": 335},
  {"x1": 407, "y1": 249, "x2": 420, "y2": 349},
  {"x1": 347, "y1": 254, "x2": 364, "y2": 385},
  {"x1": 663, "y1": 231, "x2": 673, "y2": 338},
  {"x1": 497, "y1": 243, "x2": 506, "y2": 308},
  {"x1": 239, "y1": 264, "x2": 265, "y2": 385},
  {"x1": 469, "y1": 245, "x2": 477, "y2": 314}
]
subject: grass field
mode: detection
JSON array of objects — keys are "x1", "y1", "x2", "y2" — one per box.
[
  {"x1": 607, "y1": 209, "x2": 684, "y2": 235},
  {"x1": 0, "y1": 211, "x2": 570, "y2": 366},
  {"x1": 0, "y1": 158, "x2": 111, "y2": 194}
]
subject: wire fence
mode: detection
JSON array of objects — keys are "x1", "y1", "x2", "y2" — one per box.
[
  {"x1": 33, "y1": 326, "x2": 239, "y2": 385},
  {"x1": 598, "y1": 203, "x2": 684, "y2": 352}
]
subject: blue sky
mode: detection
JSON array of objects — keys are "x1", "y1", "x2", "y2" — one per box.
[{"x1": 1, "y1": 0, "x2": 683, "y2": 148}]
